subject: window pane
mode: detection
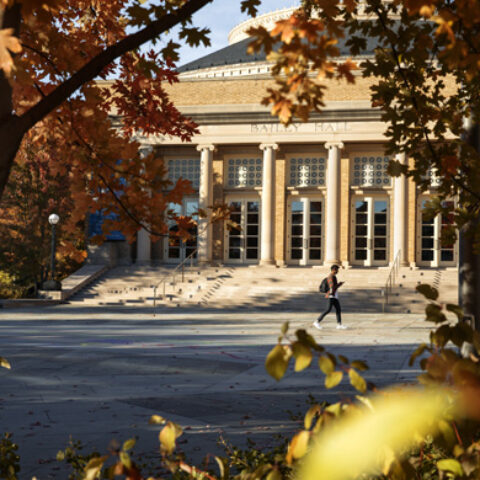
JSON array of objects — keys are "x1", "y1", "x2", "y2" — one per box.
[
  {"x1": 292, "y1": 213, "x2": 303, "y2": 225},
  {"x1": 374, "y1": 250, "x2": 386, "y2": 260},
  {"x1": 356, "y1": 238, "x2": 367, "y2": 248},
  {"x1": 356, "y1": 213, "x2": 368, "y2": 224},
  {"x1": 310, "y1": 237, "x2": 321, "y2": 248},
  {"x1": 355, "y1": 249, "x2": 367, "y2": 260},
  {"x1": 356, "y1": 225, "x2": 367, "y2": 236},
  {"x1": 292, "y1": 226, "x2": 303, "y2": 236},
  {"x1": 441, "y1": 250, "x2": 454, "y2": 262},
  {"x1": 229, "y1": 249, "x2": 241, "y2": 259},
  {"x1": 310, "y1": 201, "x2": 322, "y2": 213},
  {"x1": 229, "y1": 237, "x2": 241, "y2": 248},
  {"x1": 246, "y1": 249, "x2": 258, "y2": 259},
  {"x1": 422, "y1": 226, "x2": 434, "y2": 237},
  {"x1": 247, "y1": 225, "x2": 258, "y2": 236},
  {"x1": 247, "y1": 214, "x2": 258, "y2": 224},
  {"x1": 422, "y1": 250, "x2": 434, "y2": 261},
  {"x1": 310, "y1": 213, "x2": 322, "y2": 224},
  {"x1": 374, "y1": 225, "x2": 387, "y2": 236},
  {"x1": 247, "y1": 237, "x2": 258, "y2": 247},
  {"x1": 309, "y1": 249, "x2": 321, "y2": 260},
  {"x1": 356, "y1": 201, "x2": 368, "y2": 212},
  {"x1": 291, "y1": 238, "x2": 302, "y2": 248},
  {"x1": 422, "y1": 238, "x2": 434, "y2": 249},
  {"x1": 374, "y1": 238, "x2": 386, "y2": 248},
  {"x1": 310, "y1": 225, "x2": 322, "y2": 236},
  {"x1": 291, "y1": 249, "x2": 302, "y2": 259}
]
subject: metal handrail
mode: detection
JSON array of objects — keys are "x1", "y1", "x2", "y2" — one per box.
[
  {"x1": 153, "y1": 249, "x2": 198, "y2": 315},
  {"x1": 383, "y1": 249, "x2": 402, "y2": 311}
]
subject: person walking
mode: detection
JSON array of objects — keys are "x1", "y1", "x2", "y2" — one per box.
[{"x1": 313, "y1": 265, "x2": 347, "y2": 330}]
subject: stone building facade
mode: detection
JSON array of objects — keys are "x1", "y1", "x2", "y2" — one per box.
[{"x1": 122, "y1": 8, "x2": 458, "y2": 270}]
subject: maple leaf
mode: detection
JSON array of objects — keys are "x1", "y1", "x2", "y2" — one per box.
[{"x1": 0, "y1": 29, "x2": 21, "y2": 75}]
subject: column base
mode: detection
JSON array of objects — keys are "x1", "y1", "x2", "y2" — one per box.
[
  {"x1": 259, "y1": 259, "x2": 277, "y2": 266},
  {"x1": 324, "y1": 260, "x2": 341, "y2": 268}
]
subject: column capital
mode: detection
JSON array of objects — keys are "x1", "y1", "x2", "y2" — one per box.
[
  {"x1": 259, "y1": 143, "x2": 279, "y2": 151},
  {"x1": 196, "y1": 144, "x2": 216, "y2": 152},
  {"x1": 325, "y1": 141, "x2": 344, "y2": 150}
]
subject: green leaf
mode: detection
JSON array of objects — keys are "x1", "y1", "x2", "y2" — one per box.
[
  {"x1": 265, "y1": 344, "x2": 291, "y2": 381},
  {"x1": 241, "y1": 0, "x2": 261, "y2": 17},
  {"x1": 281, "y1": 321, "x2": 289, "y2": 335},
  {"x1": 351, "y1": 360, "x2": 368, "y2": 371},
  {"x1": 149, "y1": 414, "x2": 166, "y2": 425},
  {"x1": 292, "y1": 341, "x2": 313, "y2": 372},
  {"x1": 431, "y1": 324, "x2": 451, "y2": 348},
  {"x1": 0, "y1": 357, "x2": 11, "y2": 369},
  {"x1": 122, "y1": 438, "x2": 136, "y2": 452},
  {"x1": 409, "y1": 343, "x2": 428, "y2": 366},
  {"x1": 288, "y1": 430, "x2": 310, "y2": 462},
  {"x1": 416, "y1": 284, "x2": 439, "y2": 301},
  {"x1": 159, "y1": 422, "x2": 182, "y2": 455},
  {"x1": 318, "y1": 355, "x2": 335, "y2": 374},
  {"x1": 325, "y1": 371, "x2": 343, "y2": 389},
  {"x1": 446, "y1": 303, "x2": 464, "y2": 320},
  {"x1": 426, "y1": 303, "x2": 447, "y2": 324},
  {"x1": 214, "y1": 456, "x2": 228, "y2": 479},
  {"x1": 349, "y1": 368, "x2": 367, "y2": 393},
  {"x1": 304, "y1": 405, "x2": 322, "y2": 430},
  {"x1": 437, "y1": 459, "x2": 464, "y2": 476},
  {"x1": 119, "y1": 451, "x2": 131, "y2": 469},
  {"x1": 266, "y1": 468, "x2": 282, "y2": 480},
  {"x1": 338, "y1": 355, "x2": 349, "y2": 364},
  {"x1": 84, "y1": 456, "x2": 107, "y2": 480}
]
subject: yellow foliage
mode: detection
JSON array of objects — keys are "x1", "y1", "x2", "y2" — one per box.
[{"x1": 298, "y1": 388, "x2": 456, "y2": 480}]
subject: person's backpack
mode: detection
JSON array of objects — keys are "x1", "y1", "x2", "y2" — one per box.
[{"x1": 319, "y1": 277, "x2": 330, "y2": 294}]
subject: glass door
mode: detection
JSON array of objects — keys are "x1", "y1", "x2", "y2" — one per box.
[
  {"x1": 225, "y1": 198, "x2": 260, "y2": 263},
  {"x1": 164, "y1": 199, "x2": 198, "y2": 264},
  {"x1": 351, "y1": 196, "x2": 389, "y2": 266},
  {"x1": 417, "y1": 199, "x2": 456, "y2": 267},
  {"x1": 287, "y1": 197, "x2": 323, "y2": 265}
]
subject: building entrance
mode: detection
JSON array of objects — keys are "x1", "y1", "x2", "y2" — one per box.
[
  {"x1": 224, "y1": 197, "x2": 260, "y2": 263},
  {"x1": 417, "y1": 199, "x2": 456, "y2": 267},
  {"x1": 164, "y1": 199, "x2": 198, "y2": 263},
  {"x1": 351, "y1": 196, "x2": 389, "y2": 266},
  {"x1": 287, "y1": 197, "x2": 323, "y2": 265}
]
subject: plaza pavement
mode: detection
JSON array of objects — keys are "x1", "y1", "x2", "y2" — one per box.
[{"x1": 0, "y1": 305, "x2": 434, "y2": 479}]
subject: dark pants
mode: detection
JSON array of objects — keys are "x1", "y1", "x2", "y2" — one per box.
[{"x1": 317, "y1": 298, "x2": 342, "y2": 324}]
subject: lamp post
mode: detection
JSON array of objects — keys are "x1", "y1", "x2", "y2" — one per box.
[{"x1": 42, "y1": 213, "x2": 62, "y2": 291}]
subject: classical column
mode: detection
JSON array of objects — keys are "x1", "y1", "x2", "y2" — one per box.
[
  {"x1": 136, "y1": 228, "x2": 151, "y2": 263},
  {"x1": 197, "y1": 144, "x2": 215, "y2": 264},
  {"x1": 259, "y1": 143, "x2": 278, "y2": 265},
  {"x1": 324, "y1": 141, "x2": 344, "y2": 266},
  {"x1": 393, "y1": 152, "x2": 408, "y2": 265}
]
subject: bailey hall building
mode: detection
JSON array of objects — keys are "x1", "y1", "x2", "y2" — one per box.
[{"x1": 111, "y1": 8, "x2": 458, "y2": 271}]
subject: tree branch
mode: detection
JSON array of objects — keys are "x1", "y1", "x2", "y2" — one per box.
[
  {"x1": 18, "y1": 0, "x2": 212, "y2": 134},
  {"x1": 373, "y1": 4, "x2": 480, "y2": 202}
]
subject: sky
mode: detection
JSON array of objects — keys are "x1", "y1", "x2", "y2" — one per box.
[{"x1": 175, "y1": 0, "x2": 299, "y2": 66}]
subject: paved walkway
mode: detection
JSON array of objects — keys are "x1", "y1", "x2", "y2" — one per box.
[{"x1": 0, "y1": 305, "x2": 433, "y2": 479}]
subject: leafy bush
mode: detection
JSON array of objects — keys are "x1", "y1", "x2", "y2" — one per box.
[{"x1": 2, "y1": 284, "x2": 480, "y2": 479}]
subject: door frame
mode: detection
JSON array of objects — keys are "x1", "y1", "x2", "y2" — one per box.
[
  {"x1": 416, "y1": 196, "x2": 457, "y2": 267},
  {"x1": 224, "y1": 193, "x2": 261, "y2": 264},
  {"x1": 163, "y1": 197, "x2": 198, "y2": 264},
  {"x1": 350, "y1": 194, "x2": 390, "y2": 267},
  {"x1": 286, "y1": 194, "x2": 324, "y2": 266}
]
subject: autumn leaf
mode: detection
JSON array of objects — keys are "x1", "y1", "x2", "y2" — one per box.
[{"x1": 0, "y1": 29, "x2": 21, "y2": 75}]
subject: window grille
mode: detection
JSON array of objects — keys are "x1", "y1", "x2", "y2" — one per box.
[
  {"x1": 226, "y1": 158, "x2": 263, "y2": 187},
  {"x1": 167, "y1": 159, "x2": 200, "y2": 189},
  {"x1": 289, "y1": 157, "x2": 326, "y2": 187},
  {"x1": 352, "y1": 156, "x2": 391, "y2": 187}
]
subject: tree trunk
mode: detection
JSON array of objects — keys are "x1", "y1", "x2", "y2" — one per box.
[{"x1": 459, "y1": 122, "x2": 480, "y2": 330}]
